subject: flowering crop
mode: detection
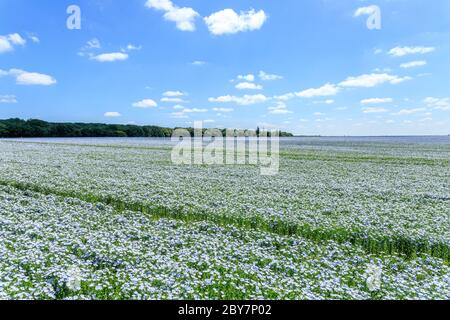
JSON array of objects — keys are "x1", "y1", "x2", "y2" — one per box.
[{"x1": 0, "y1": 138, "x2": 449, "y2": 299}]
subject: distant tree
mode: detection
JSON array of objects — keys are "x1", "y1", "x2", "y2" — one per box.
[{"x1": 0, "y1": 118, "x2": 293, "y2": 138}]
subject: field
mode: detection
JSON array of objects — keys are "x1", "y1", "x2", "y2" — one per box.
[{"x1": 0, "y1": 137, "x2": 449, "y2": 300}]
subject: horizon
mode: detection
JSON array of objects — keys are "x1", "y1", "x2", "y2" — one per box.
[
  {"x1": 1, "y1": 0, "x2": 450, "y2": 135},
  {"x1": 1, "y1": 117, "x2": 449, "y2": 138}
]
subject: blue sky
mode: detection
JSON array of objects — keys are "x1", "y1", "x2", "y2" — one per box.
[{"x1": 1, "y1": 0, "x2": 450, "y2": 135}]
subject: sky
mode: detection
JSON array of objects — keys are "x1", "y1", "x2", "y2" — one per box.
[{"x1": 1, "y1": 0, "x2": 450, "y2": 136}]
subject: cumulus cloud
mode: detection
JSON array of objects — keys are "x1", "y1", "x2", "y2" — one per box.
[
  {"x1": 388, "y1": 46, "x2": 435, "y2": 57},
  {"x1": 296, "y1": 83, "x2": 339, "y2": 98},
  {"x1": 132, "y1": 99, "x2": 158, "y2": 108},
  {"x1": 146, "y1": 0, "x2": 174, "y2": 11},
  {"x1": 235, "y1": 82, "x2": 263, "y2": 90},
  {"x1": 90, "y1": 52, "x2": 129, "y2": 62},
  {"x1": 361, "y1": 98, "x2": 393, "y2": 105},
  {"x1": 125, "y1": 44, "x2": 142, "y2": 51},
  {"x1": 104, "y1": 112, "x2": 121, "y2": 117},
  {"x1": 3, "y1": 69, "x2": 57, "y2": 86},
  {"x1": 146, "y1": 0, "x2": 199, "y2": 32},
  {"x1": 259, "y1": 71, "x2": 283, "y2": 81},
  {"x1": 191, "y1": 60, "x2": 206, "y2": 66},
  {"x1": 339, "y1": 73, "x2": 411, "y2": 88},
  {"x1": 170, "y1": 107, "x2": 208, "y2": 118},
  {"x1": 237, "y1": 74, "x2": 255, "y2": 82},
  {"x1": 171, "y1": 112, "x2": 188, "y2": 119},
  {"x1": 7, "y1": 33, "x2": 26, "y2": 46},
  {"x1": 79, "y1": 39, "x2": 103, "y2": 57},
  {"x1": 204, "y1": 9, "x2": 267, "y2": 35},
  {"x1": 212, "y1": 107, "x2": 234, "y2": 113},
  {"x1": 86, "y1": 38, "x2": 101, "y2": 49},
  {"x1": 273, "y1": 93, "x2": 295, "y2": 101},
  {"x1": 29, "y1": 35, "x2": 40, "y2": 43},
  {"x1": 362, "y1": 107, "x2": 389, "y2": 114},
  {"x1": 268, "y1": 102, "x2": 292, "y2": 115},
  {"x1": 182, "y1": 108, "x2": 208, "y2": 113},
  {"x1": 393, "y1": 108, "x2": 426, "y2": 115},
  {"x1": 400, "y1": 60, "x2": 427, "y2": 69},
  {"x1": 0, "y1": 33, "x2": 26, "y2": 53},
  {"x1": 163, "y1": 91, "x2": 184, "y2": 97},
  {"x1": 161, "y1": 97, "x2": 184, "y2": 103},
  {"x1": 423, "y1": 97, "x2": 450, "y2": 111},
  {"x1": 0, "y1": 95, "x2": 17, "y2": 103},
  {"x1": 209, "y1": 94, "x2": 269, "y2": 105}
]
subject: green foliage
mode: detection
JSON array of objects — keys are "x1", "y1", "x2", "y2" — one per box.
[
  {"x1": 0, "y1": 118, "x2": 294, "y2": 138},
  {"x1": 0, "y1": 118, "x2": 174, "y2": 138}
]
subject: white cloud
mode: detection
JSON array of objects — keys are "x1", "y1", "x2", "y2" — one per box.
[
  {"x1": 237, "y1": 74, "x2": 255, "y2": 82},
  {"x1": 104, "y1": 112, "x2": 121, "y2": 117},
  {"x1": 90, "y1": 52, "x2": 128, "y2": 62},
  {"x1": 173, "y1": 104, "x2": 184, "y2": 109},
  {"x1": 388, "y1": 46, "x2": 435, "y2": 57},
  {"x1": 87, "y1": 38, "x2": 101, "y2": 49},
  {"x1": 212, "y1": 107, "x2": 234, "y2": 112},
  {"x1": 339, "y1": 73, "x2": 411, "y2": 88},
  {"x1": 268, "y1": 102, "x2": 292, "y2": 115},
  {"x1": 393, "y1": 108, "x2": 426, "y2": 115},
  {"x1": 182, "y1": 108, "x2": 208, "y2": 113},
  {"x1": 274, "y1": 93, "x2": 295, "y2": 101},
  {"x1": 423, "y1": 97, "x2": 450, "y2": 111},
  {"x1": 7, "y1": 33, "x2": 26, "y2": 46},
  {"x1": 374, "y1": 48, "x2": 383, "y2": 55},
  {"x1": 163, "y1": 90, "x2": 184, "y2": 97},
  {"x1": 164, "y1": 7, "x2": 199, "y2": 31},
  {"x1": 362, "y1": 107, "x2": 389, "y2": 114},
  {"x1": 400, "y1": 60, "x2": 427, "y2": 69},
  {"x1": 132, "y1": 99, "x2": 158, "y2": 108},
  {"x1": 235, "y1": 82, "x2": 263, "y2": 90},
  {"x1": 146, "y1": 0, "x2": 174, "y2": 11},
  {"x1": 204, "y1": 9, "x2": 267, "y2": 35},
  {"x1": 296, "y1": 83, "x2": 339, "y2": 98},
  {"x1": 191, "y1": 60, "x2": 206, "y2": 66},
  {"x1": 203, "y1": 119, "x2": 215, "y2": 123},
  {"x1": 361, "y1": 98, "x2": 393, "y2": 105},
  {"x1": 161, "y1": 97, "x2": 184, "y2": 103},
  {"x1": 29, "y1": 35, "x2": 40, "y2": 43},
  {"x1": 259, "y1": 71, "x2": 283, "y2": 81},
  {"x1": 209, "y1": 94, "x2": 269, "y2": 105},
  {"x1": 171, "y1": 112, "x2": 188, "y2": 119},
  {"x1": 313, "y1": 99, "x2": 335, "y2": 105},
  {"x1": 7, "y1": 69, "x2": 57, "y2": 86},
  {"x1": 170, "y1": 107, "x2": 208, "y2": 118},
  {"x1": 0, "y1": 95, "x2": 17, "y2": 103},
  {"x1": 146, "y1": 0, "x2": 199, "y2": 32},
  {"x1": 0, "y1": 33, "x2": 26, "y2": 53},
  {"x1": 125, "y1": 44, "x2": 141, "y2": 51},
  {"x1": 0, "y1": 38, "x2": 13, "y2": 53}
]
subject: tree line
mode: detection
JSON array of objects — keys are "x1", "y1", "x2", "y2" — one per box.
[{"x1": 0, "y1": 119, "x2": 293, "y2": 138}]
